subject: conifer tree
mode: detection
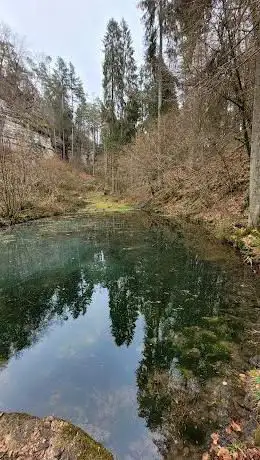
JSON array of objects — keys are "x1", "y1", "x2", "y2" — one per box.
[{"x1": 102, "y1": 18, "x2": 139, "y2": 147}]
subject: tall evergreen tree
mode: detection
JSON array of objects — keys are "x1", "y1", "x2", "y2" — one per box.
[
  {"x1": 120, "y1": 19, "x2": 139, "y2": 141},
  {"x1": 103, "y1": 18, "x2": 123, "y2": 143},
  {"x1": 102, "y1": 18, "x2": 139, "y2": 147}
]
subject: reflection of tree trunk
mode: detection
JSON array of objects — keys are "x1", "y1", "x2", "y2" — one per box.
[{"x1": 249, "y1": 18, "x2": 260, "y2": 226}]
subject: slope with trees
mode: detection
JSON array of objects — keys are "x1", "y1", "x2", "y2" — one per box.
[
  {"x1": 102, "y1": 1, "x2": 260, "y2": 256},
  {"x1": 0, "y1": 24, "x2": 104, "y2": 224}
]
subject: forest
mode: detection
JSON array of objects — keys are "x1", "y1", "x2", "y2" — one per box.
[{"x1": 0, "y1": 1, "x2": 259, "y2": 243}]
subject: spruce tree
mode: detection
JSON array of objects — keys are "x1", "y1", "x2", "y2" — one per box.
[{"x1": 102, "y1": 18, "x2": 139, "y2": 147}]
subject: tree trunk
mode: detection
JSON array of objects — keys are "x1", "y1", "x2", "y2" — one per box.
[
  {"x1": 222, "y1": 0, "x2": 251, "y2": 157},
  {"x1": 111, "y1": 151, "x2": 115, "y2": 193},
  {"x1": 104, "y1": 139, "x2": 109, "y2": 190},
  {"x1": 157, "y1": 0, "x2": 163, "y2": 188},
  {"x1": 53, "y1": 127, "x2": 57, "y2": 151},
  {"x1": 62, "y1": 129, "x2": 65, "y2": 160},
  {"x1": 71, "y1": 125, "x2": 74, "y2": 158},
  {"x1": 158, "y1": 0, "x2": 163, "y2": 122},
  {"x1": 92, "y1": 127, "x2": 96, "y2": 177},
  {"x1": 61, "y1": 93, "x2": 65, "y2": 160},
  {"x1": 249, "y1": 21, "x2": 260, "y2": 227},
  {"x1": 71, "y1": 94, "x2": 74, "y2": 158}
]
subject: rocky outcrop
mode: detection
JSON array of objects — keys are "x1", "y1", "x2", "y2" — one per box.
[
  {"x1": 0, "y1": 413, "x2": 113, "y2": 460},
  {"x1": 0, "y1": 100, "x2": 56, "y2": 158}
]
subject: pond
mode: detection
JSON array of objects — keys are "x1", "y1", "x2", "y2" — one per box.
[{"x1": 0, "y1": 214, "x2": 259, "y2": 459}]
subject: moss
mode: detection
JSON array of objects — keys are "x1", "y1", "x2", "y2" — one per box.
[
  {"x1": 61, "y1": 424, "x2": 113, "y2": 460},
  {"x1": 185, "y1": 347, "x2": 201, "y2": 359},
  {"x1": 198, "y1": 330, "x2": 218, "y2": 343},
  {"x1": 202, "y1": 316, "x2": 222, "y2": 325},
  {"x1": 85, "y1": 193, "x2": 134, "y2": 213},
  {"x1": 210, "y1": 341, "x2": 232, "y2": 360},
  {"x1": 180, "y1": 367, "x2": 194, "y2": 379}
]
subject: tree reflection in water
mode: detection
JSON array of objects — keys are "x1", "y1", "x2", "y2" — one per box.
[{"x1": 0, "y1": 215, "x2": 259, "y2": 458}]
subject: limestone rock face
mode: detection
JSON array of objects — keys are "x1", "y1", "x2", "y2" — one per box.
[
  {"x1": 0, "y1": 413, "x2": 113, "y2": 460},
  {"x1": 0, "y1": 100, "x2": 56, "y2": 158},
  {"x1": 1, "y1": 116, "x2": 55, "y2": 158}
]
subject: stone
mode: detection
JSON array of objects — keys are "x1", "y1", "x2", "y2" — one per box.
[{"x1": 0, "y1": 413, "x2": 113, "y2": 460}]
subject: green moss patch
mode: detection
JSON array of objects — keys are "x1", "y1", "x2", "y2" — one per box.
[
  {"x1": 82, "y1": 192, "x2": 134, "y2": 214},
  {"x1": 61, "y1": 424, "x2": 113, "y2": 460}
]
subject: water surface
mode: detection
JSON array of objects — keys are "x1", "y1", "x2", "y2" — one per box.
[{"x1": 0, "y1": 214, "x2": 259, "y2": 459}]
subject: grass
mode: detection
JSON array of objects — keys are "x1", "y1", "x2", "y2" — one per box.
[{"x1": 81, "y1": 192, "x2": 134, "y2": 214}]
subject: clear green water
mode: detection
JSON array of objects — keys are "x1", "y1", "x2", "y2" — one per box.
[{"x1": 0, "y1": 214, "x2": 259, "y2": 459}]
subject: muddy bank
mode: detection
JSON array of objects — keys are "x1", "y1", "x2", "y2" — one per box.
[{"x1": 0, "y1": 413, "x2": 113, "y2": 460}]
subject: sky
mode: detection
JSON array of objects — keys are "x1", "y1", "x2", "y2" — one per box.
[{"x1": 0, "y1": 0, "x2": 144, "y2": 97}]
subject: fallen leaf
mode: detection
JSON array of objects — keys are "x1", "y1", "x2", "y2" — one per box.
[
  {"x1": 225, "y1": 426, "x2": 232, "y2": 435},
  {"x1": 230, "y1": 421, "x2": 242, "y2": 432},
  {"x1": 202, "y1": 453, "x2": 210, "y2": 460},
  {"x1": 211, "y1": 432, "x2": 220, "y2": 445},
  {"x1": 217, "y1": 447, "x2": 232, "y2": 459}
]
